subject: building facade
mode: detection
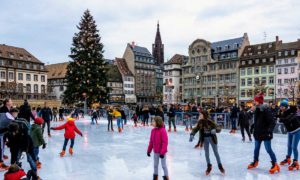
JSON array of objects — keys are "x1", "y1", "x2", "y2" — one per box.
[
  {"x1": 239, "y1": 37, "x2": 280, "y2": 106},
  {"x1": 0, "y1": 44, "x2": 48, "y2": 100},
  {"x1": 106, "y1": 64, "x2": 125, "y2": 104},
  {"x1": 163, "y1": 54, "x2": 188, "y2": 104},
  {"x1": 182, "y1": 34, "x2": 249, "y2": 106},
  {"x1": 46, "y1": 62, "x2": 68, "y2": 100},
  {"x1": 123, "y1": 43, "x2": 156, "y2": 103},
  {"x1": 115, "y1": 58, "x2": 137, "y2": 104},
  {"x1": 275, "y1": 40, "x2": 300, "y2": 104}
]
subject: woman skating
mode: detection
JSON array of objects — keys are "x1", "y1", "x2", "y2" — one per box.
[
  {"x1": 238, "y1": 105, "x2": 252, "y2": 142},
  {"x1": 147, "y1": 116, "x2": 169, "y2": 180},
  {"x1": 189, "y1": 110, "x2": 224, "y2": 175}
]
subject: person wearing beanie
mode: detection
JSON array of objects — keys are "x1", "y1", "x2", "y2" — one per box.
[
  {"x1": 30, "y1": 117, "x2": 46, "y2": 169},
  {"x1": 51, "y1": 117, "x2": 83, "y2": 157},
  {"x1": 278, "y1": 101, "x2": 300, "y2": 171},
  {"x1": 248, "y1": 93, "x2": 279, "y2": 174}
]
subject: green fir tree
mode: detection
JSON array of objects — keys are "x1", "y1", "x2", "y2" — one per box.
[{"x1": 63, "y1": 9, "x2": 108, "y2": 105}]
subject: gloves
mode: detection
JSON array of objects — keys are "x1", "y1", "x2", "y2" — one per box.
[
  {"x1": 189, "y1": 135, "x2": 194, "y2": 142},
  {"x1": 147, "y1": 152, "x2": 151, "y2": 157},
  {"x1": 211, "y1": 129, "x2": 216, "y2": 135},
  {"x1": 80, "y1": 133, "x2": 83, "y2": 137},
  {"x1": 42, "y1": 143, "x2": 46, "y2": 149},
  {"x1": 160, "y1": 155, "x2": 164, "y2": 159}
]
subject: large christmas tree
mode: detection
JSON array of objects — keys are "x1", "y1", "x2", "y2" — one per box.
[{"x1": 63, "y1": 10, "x2": 108, "y2": 105}]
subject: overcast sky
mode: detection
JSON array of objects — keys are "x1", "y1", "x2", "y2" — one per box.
[{"x1": 0, "y1": 0, "x2": 299, "y2": 64}]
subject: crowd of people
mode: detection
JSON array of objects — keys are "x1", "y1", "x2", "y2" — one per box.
[{"x1": 0, "y1": 94, "x2": 299, "y2": 180}]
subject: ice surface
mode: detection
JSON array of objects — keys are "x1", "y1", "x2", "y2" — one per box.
[{"x1": 0, "y1": 117, "x2": 299, "y2": 180}]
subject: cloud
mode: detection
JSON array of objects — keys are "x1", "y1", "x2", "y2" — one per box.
[{"x1": 0, "y1": 0, "x2": 299, "y2": 64}]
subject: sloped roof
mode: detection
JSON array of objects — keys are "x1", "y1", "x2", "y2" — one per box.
[
  {"x1": 277, "y1": 41, "x2": 300, "y2": 50},
  {"x1": 240, "y1": 41, "x2": 277, "y2": 59},
  {"x1": 106, "y1": 64, "x2": 123, "y2": 82},
  {"x1": 115, "y1": 58, "x2": 133, "y2": 76},
  {"x1": 128, "y1": 43, "x2": 153, "y2": 58},
  {"x1": 46, "y1": 62, "x2": 69, "y2": 79},
  {"x1": 211, "y1": 37, "x2": 244, "y2": 52},
  {"x1": 165, "y1": 54, "x2": 188, "y2": 65},
  {"x1": 0, "y1": 44, "x2": 43, "y2": 64}
]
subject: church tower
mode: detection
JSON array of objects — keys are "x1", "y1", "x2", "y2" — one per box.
[{"x1": 152, "y1": 22, "x2": 164, "y2": 65}]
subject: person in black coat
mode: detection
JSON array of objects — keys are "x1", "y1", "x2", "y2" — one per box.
[
  {"x1": 278, "y1": 100, "x2": 300, "y2": 170},
  {"x1": 40, "y1": 102, "x2": 52, "y2": 137},
  {"x1": 230, "y1": 104, "x2": 239, "y2": 133},
  {"x1": 18, "y1": 100, "x2": 35, "y2": 123},
  {"x1": 0, "y1": 98, "x2": 12, "y2": 113},
  {"x1": 247, "y1": 93, "x2": 279, "y2": 174},
  {"x1": 155, "y1": 106, "x2": 165, "y2": 122},
  {"x1": 238, "y1": 105, "x2": 252, "y2": 142}
]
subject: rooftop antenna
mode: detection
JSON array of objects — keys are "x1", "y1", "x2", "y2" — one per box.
[{"x1": 263, "y1": 32, "x2": 267, "y2": 42}]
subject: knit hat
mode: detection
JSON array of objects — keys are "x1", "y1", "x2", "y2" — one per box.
[
  {"x1": 254, "y1": 93, "x2": 264, "y2": 104},
  {"x1": 280, "y1": 100, "x2": 289, "y2": 108},
  {"x1": 67, "y1": 117, "x2": 75, "y2": 121},
  {"x1": 34, "y1": 117, "x2": 44, "y2": 125}
]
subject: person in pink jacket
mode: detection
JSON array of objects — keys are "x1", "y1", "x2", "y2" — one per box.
[{"x1": 147, "y1": 116, "x2": 169, "y2": 180}]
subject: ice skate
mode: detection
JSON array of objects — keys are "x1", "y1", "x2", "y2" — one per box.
[
  {"x1": 0, "y1": 162, "x2": 9, "y2": 170},
  {"x1": 185, "y1": 127, "x2": 189, "y2": 131},
  {"x1": 60, "y1": 150, "x2": 65, "y2": 157},
  {"x1": 248, "y1": 161, "x2": 259, "y2": 169},
  {"x1": 269, "y1": 162, "x2": 280, "y2": 174},
  {"x1": 288, "y1": 160, "x2": 299, "y2": 171},
  {"x1": 174, "y1": 127, "x2": 177, "y2": 132},
  {"x1": 36, "y1": 161, "x2": 42, "y2": 169},
  {"x1": 168, "y1": 128, "x2": 171, "y2": 132},
  {"x1": 206, "y1": 164, "x2": 212, "y2": 175},
  {"x1": 162, "y1": 176, "x2": 169, "y2": 180},
  {"x1": 280, "y1": 156, "x2": 291, "y2": 166},
  {"x1": 218, "y1": 164, "x2": 225, "y2": 174},
  {"x1": 118, "y1": 127, "x2": 122, "y2": 133},
  {"x1": 153, "y1": 174, "x2": 158, "y2": 180},
  {"x1": 69, "y1": 148, "x2": 73, "y2": 155}
]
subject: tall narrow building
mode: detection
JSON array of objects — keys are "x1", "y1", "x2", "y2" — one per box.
[{"x1": 152, "y1": 22, "x2": 164, "y2": 65}]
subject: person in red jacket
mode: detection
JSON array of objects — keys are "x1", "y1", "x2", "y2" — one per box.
[
  {"x1": 4, "y1": 164, "x2": 27, "y2": 180},
  {"x1": 147, "y1": 116, "x2": 169, "y2": 180},
  {"x1": 51, "y1": 117, "x2": 83, "y2": 157}
]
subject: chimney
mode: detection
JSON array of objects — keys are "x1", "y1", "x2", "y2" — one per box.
[
  {"x1": 131, "y1": 41, "x2": 135, "y2": 48},
  {"x1": 276, "y1": 36, "x2": 279, "y2": 42}
]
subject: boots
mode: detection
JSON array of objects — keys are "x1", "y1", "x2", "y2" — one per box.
[
  {"x1": 69, "y1": 148, "x2": 73, "y2": 155},
  {"x1": 229, "y1": 129, "x2": 233, "y2": 133},
  {"x1": 48, "y1": 133, "x2": 51, "y2": 137},
  {"x1": 288, "y1": 160, "x2": 299, "y2": 171},
  {"x1": 153, "y1": 174, "x2": 158, "y2": 180},
  {"x1": 174, "y1": 127, "x2": 177, "y2": 132},
  {"x1": 218, "y1": 164, "x2": 225, "y2": 174},
  {"x1": 35, "y1": 161, "x2": 42, "y2": 169},
  {"x1": 242, "y1": 137, "x2": 245, "y2": 142},
  {"x1": 206, "y1": 164, "x2": 212, "y2": 175},
  {"x1": 118, "y1": 127, "x2": 122, "y2": 133},
  {"x1": 60, "y1": 150, "x2": 65, "y2": 157},
  {"x1": 248, "y1": 160, "x2": 259, "y2": 169},
  {"x1": 168, "y1": 128, "x2": 171, "y2": 132},
  {"x1": 249, "y1": 136, "x2": 252, "y2": 142},
  {"x1": 269, "y1": 161, "x2": 280, "y2": 174},
  {"x1": 162, "y1": 176, "x2": 169, "y2": 180},
  {"x1": 280, "y1": 156, "x2": 291, "y2": 166},
  {"x1": 0, "y1": 161, "x2": 9, "y2": 170}
]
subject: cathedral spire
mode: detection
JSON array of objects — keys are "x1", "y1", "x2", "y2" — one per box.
[{"x1": 153, "y1": 21, "x2": 164, "y2": 65}]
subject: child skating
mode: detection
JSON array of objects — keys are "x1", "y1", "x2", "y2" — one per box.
[
  {"x1": 147, "y1": 116, "x2": 169, "y2": 180},
  {"x1": 51, "y1": 117, "x2": 83, "y2": 157},
  {"x1": 189, "y1": 110, "x2": 224, "y2": 175}
]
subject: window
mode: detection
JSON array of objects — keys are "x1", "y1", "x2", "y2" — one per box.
[
  {"x1": 241, "y1": 61, "x2": 245, "y2": 65},
  {"x1": 254, "y1": 77, "x2": 260, "y2": 85},
  {"x1": 247, "y1": 78, "x2": 252, "y2": 86},
  {"x1": 278, "y1": 68, "x2": 282, "y2": 74},
  {"x1": 247, "y1": 68, "x2": 252, "y2": 75},
  {"x1": 262, "y1": 58, "x2": 266, "y2": 63},
  {"x1": 249, "y1": 60, "x2": 252, "y2": 64},
  {"x1": 254, "y1": 67, "x2": 259, "y2": 74},
  {"x1": 285, "y1": 51, "x2": 288, "y2": 56},
  {"x1": 290, "y1": 67, "x2": 295, "y2": 73},
  {"x1": 41, "y1": 75, "x2": 45, "y2": 82},
  {"x1": 41, "y1": 85, "x2": 45, "y2": 93},
  {"x1": 26, "y1": 84, "x2": 31, "y2": 93},
  {"x1": 284, "y1": 59, "x2": 288, "y2": 64},
  {"x1": 261, "y1": 66, "x2": 267, "y2": 74},
  {"x1": 60, "y1": 86, "x2": 64, "y2": 91},
  {"x1": 241, "y1": 79, "x2": 245, "y2": 86},
  {"x1": 26, "y1": 74, "x2": 31, "y2": 81},
  {"x1": 278, "y1": 59, "x2": 282, "y2": 65},
  {"x1": 26, "y1": 63, "x2": 30, "y2": 69},
  {"x1": 269, "y1": 77, "x2": 274, "y2": 84},
  {"x1": 278, "y1": 52, "x2": 282, "y2": 56},
  {"x1": 270, "y1": 57, "x2": 274, "y2": 62},
  {"x1": 0, "y1": 60, "x2": 3, "y2": 65},
  {"x1": 34, "y1": 84, "x2": 38, "y2": 93},
  {"x1": 261, "y1": 77, "x2": 266, "y2": 84},
  {"x1": 284, "y1": 68, "x2": 288, "y2": 74},
  {"x1": 291, "y1": 58, "x2": 295, "y2": 63},
  {"x1": 284, "y1": 79, "x2": 289, "y2": 84},
  {"x1": 291, "y1": 50, "x2": 295, "y2": 55},
  {"x1": 18, "y1": 63, "x2": 22, "y2": 68},
  {"x1": 278, "y1": 79, "x2": 282, "y2": 85},
  {"x1": 8, "y1": 72, "x2": 14, "y2": 80},
  {"x1": 255, "y1": 59, "x2": 259, "y2": 64},
  {"x1": 33, "y1": 64, "x2": 37, "y2": 70},
  {"x1": 18, "y1": 73, "x2": 23, "y2": 80},
  {"x1": 34, "y1": 75, "x2": 38, "y2": 81},
  {"x1": 269, "y1": 66, "x2": 274, "y2": 73},
  {"x1": 240, "y1": 68, "x2": 245, "y2": 76},
  {"x1": 241, "y1": 90, "x2": 245, "y2": 97},
  {"x1": 0, "y1": 71, "x2": 5, "y2": 79},
  {"x1": 269, "y1": 88, "x2": 274, "y2": 96}
]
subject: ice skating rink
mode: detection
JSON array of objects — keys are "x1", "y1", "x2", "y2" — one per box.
[{"x1": 0, "y1": 117, "x2": 299, "y2": 180}]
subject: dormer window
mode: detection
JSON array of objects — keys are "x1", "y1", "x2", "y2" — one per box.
[
  {"x1": 9, "y1": 53, "x2": 14, "y2": 58},
  {"x1": 262, "y1": 58, "x2": 266, "y2": 63},
  {"x1": 264, "y1": 50, "x2": 268, "y2": 54},
  {"x1": 284, "y1": 51, "x2": 288, "y2": 56},
  {"x1": 242, "y1": 61, "x2": 245, "y2": 65},
  {"x1": 258, "y1": 46, "x2": 261, "y2": 49},
  {"x1": 249, "y1": 53, "x2": 253, "y2": 55},
  {"x1": 268, "y1": 44, "x2": 272, "y2": 48},
  {"x1": 244, "y1": 53, "x2": 247, "y2": 57},
  {"x1": 291, "y1": 50, "x2": 295, "y2": 55},
  {"x1": 278, "y1": 52, "x2": 282, "y2": 56},
  {"x1": 249, "y1": 60, "x2": 252, "y2": 64},
  {"x1": 28, "y1": 56, "x2": 32, "y2": 61},
  {"x1": 0, "y1": 51, "x2": 2, "y2": 57},
  {"x1": 19, "y1": 55, "x2": 23, "y2": 60},
  {"x1": 248, "y1": 47, "x2": 251, "y2": 50},
  {"x1": 255, "y1": 59, "x2": 259, "y2": 64},
  {"x1": 258, "y1": 51, "x2": 261, "y2": 55}
]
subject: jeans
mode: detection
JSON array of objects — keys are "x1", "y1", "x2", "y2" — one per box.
[
  {"x1": 0, "y1": 136, "x2": 3, "y2": 162},
  {"x1": 33, "y1": 147, "x2": 39, "y2": 161},
  {"x1": 287, "y1": 129, "x2": 300, "y2": 160},
  {"x1": 122, "y1": 118, "x2": 127, "y2": 126},
  {"x1": 116, "y1": 117, "x2": 122, "y2": 128},
  {"x1": 231, "y1": 118, "x2": 237, "y2": 130},
  {"x1": 154, "y1": 153, "x2": 168, "y2": 176},
  {"x1": 241, "y1": 124, "x2": 251, "y2": 140},
  {"x1": 42, "y1": 120, "x2": 51, "y2": 135},
  {"x1": 26, "y1": 151, "x2": 37, "y2": 172},
  {"x1": 63, "y1": 138, "x2": 75, "y2": 151},
  {"x1": 108, "y1": 117, "x2": 113, "y2": 131},
  {"x1": 204, "y1": 137, "x2": 222, "y2": 165},
  {"x1": 254, "y1": 140, "x2": 277, "y2": 162},
  {"x1": 168, "y1": 117, "x2": 176, "y2": 129}
]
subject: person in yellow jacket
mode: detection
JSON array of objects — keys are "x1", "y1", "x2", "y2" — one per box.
[{"x1": 110, "y1": 107, "x2": 123, "y2": 133}]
